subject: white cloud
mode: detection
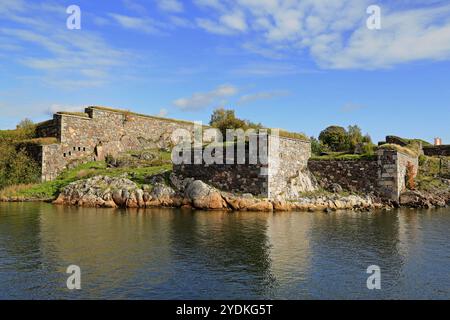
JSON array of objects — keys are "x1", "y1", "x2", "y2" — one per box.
[
  {"x1": 197, "y1": 10, "x2": 247, "y2": 34},
  {"x1": 157, "y1": 0, "x2": 184, "y2": 13},
  {"x1": 122, "y1": 0, "x2": 148, "y2": 14},
  {"x1": 109, "y1": 13, "x2": 163, "y2": 34},
  {"x1": 193, "y1": 0, "x2": 450, "y2": 69},
  {"x1": 173, "y1": 84, "x2": 238, "y2": 110},
  {"x1": 220, "y1": 11, "x2": 247, "y2": 32},
  {"x1": 47, "y1": 104, "x2": 84, "y2": 115},
  {"x1": 317, "y1": 5, "x2": 450, "y2": 69},
  {"x1": 238, "y1": 90, "x2": 289, "y2": 105}
]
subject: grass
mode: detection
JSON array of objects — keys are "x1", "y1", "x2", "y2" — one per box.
[
  {"x1": 310, "y1": 153, "x2": 377, "y2": 161},
  {"x1": 387, "y1": 135, "x2": 432, "y2": 147},
  {"x1": 378, "y1": 143, "x2": 419, "y2": 157},
  {"x1": 16, "y1": 137, "x2": 58, "y2": 146},
  {"x1": 1, "y1": 159, "x2": 172, "y2": 200}
]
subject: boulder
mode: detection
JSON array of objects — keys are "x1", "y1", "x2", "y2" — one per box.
[{"x1": 185, "y1": 180, "x2": 227, "y2": 210}]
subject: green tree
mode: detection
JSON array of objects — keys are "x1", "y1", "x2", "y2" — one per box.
[
  {"x1": 0, "y1": 119, "x2": 40, "y2": 189},
  {"x1": 16, "y1": 118, "x2": 36, "y2": 139},
  {"x1": 319, "y1": 126, "x2": 349, "y2": 152},
  {"x1": 310, "y1": 136, "x2": 325, "y2": 156},
  {"x1": 210, "y1": 108, "x2": 262, "y2": 137}
]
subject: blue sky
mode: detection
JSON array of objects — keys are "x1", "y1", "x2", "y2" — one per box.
[{"x1": 0, "y1": 0, "x2": 449, "y2": 143}]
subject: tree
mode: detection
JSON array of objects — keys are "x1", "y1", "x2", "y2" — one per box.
[
  {"x1": 209, "y1": 108, "x2": 262, "y2": 137},
  {"x1": 319, "y1": 126, "x2": 349, "y2": 152},
  {"x1": 15, "y1": 118, "x2": 36, "y2": 140},
  {"x1": 310, "y1": 137, "x2": 325, "y2": 156}
]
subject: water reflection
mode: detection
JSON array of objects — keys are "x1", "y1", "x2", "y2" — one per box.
[{"x1": 0, "y1": 203, "x2": 449, "y2": 299}]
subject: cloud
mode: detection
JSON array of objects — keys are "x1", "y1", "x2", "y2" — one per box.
[
  {"x1": 109, "y1": 13, "x2": 164, "y2": 34},
  {"x1": 0, "y1": 2, "x2": 136, "y2": 89},
  {"x1": 197, "y1": 10, "x2": 247, "y2": 34},
  {"x1": 237, "y1": 90, "x2": 289, "y2": 105},
  {"x1": 47, "y1": 104, "x2": 84, "y2": 115},
  {"x1": 122, "y1": 0, "x2": 148, "y2": 14},
  {"x1": 192, "y1": 0, "x2": 450, "y2": 69},
  {"x1": 173, "y1": 84, "x2": 238, "y2": 111},
  {"x1": 317, "y1": 4, "x2": 450, "y2": 69},
  {"x1": 157, "y1": 0, "x2": 184, "y2": 13}
]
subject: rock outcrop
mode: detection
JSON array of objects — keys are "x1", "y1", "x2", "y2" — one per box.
[
  {"x1": 400, "y1": 190, "x2": 449, "y2": 208},
  {"x1": 53, "y1": 175, "x2": 384, "y2": 212}
]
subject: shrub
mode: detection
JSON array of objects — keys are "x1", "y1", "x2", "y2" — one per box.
[
  {"x1": 210, "y1": 108, "x2": 262, "y2": 137},
  {"x1": 319, "y1": 126, "x2": 349, "y2": 152}
]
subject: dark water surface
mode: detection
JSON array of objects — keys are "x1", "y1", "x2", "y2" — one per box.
[{"x1": 1, "y1": 202, "x2": 449, "y2": 300}]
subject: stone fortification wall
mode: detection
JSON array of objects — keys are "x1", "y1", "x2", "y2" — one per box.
[
  {"x1": 308, "y1": 159, "x2": 379, "y2": 194},
  {"x1": 35, "y1": 107, "x2": 195, "y2": 181}
]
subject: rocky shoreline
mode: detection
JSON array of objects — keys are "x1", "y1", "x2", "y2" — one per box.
[
  {"x1": 3, "y1": 174, "x2": 449, "y2": 211},
  {"x1": 49, "y1": 174, "x2": 385, "y2": 212}
]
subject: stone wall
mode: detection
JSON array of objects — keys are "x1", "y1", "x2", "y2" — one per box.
[
  {"x1": 35, "y1": 107, "x2": 195, "y2": 181},
  {"x1": 173, "y1": 138, "x2": 270, "y2": 197},
  {"x1": 268, "y1": 136, "x2": 316, "y2": 199},
  {"x1": 36, "y1": 117, "x2": 61, "y2": 139},
  {"x1": 173, "y1": 135, "x2": 315, "y2": 200},
  {"x1": 377, "y1": 149, "x2": 418, "y2": 201},
  {"x1": 423, "y1": 145, "x2": 450, "y2": 157},
  {"x1": 308, "y1": 160, "x2": 379, "y2": 194}
]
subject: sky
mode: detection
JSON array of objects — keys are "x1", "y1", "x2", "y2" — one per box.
[{"x1": 0, "y1": 0, "x2": 449, "y2": 143}]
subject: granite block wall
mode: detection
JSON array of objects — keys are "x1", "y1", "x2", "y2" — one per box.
[
  {"x1": 174, "y1": 135, "x2": 315, "y2": 199},
  {"x1": 308, "y1": 160, "x2": 379, "y2": 194},
  {"x1": 378, "y1": 149, "x2": 418, "y2": 201}
]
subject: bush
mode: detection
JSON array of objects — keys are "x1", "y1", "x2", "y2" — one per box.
[
  {"x1": 0, "y1": 119, "x2": 41, "y2": 189},
  {"x1": 318, "y1": 126, "x2": 349, "y2": 152},
  {"x1": 210, "y1": 108, "x2": 262, "y2": 137},
  {"x1": 0, "y1": 147, "x2": 41, "y2": 189}
]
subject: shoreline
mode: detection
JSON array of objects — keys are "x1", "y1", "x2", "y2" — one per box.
[{"x1": 2, "y1": 175, "x2": 449, "y2": 212}]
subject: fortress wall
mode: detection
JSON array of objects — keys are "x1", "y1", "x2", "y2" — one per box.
[
  {"x1": 423, "y1": 145, "x2": 450, "y2": 157},
  {"x1": 38, "y1": 107, "x2": 195, "y2": 181},
  {"x1": 174, "y1": 163, "x2": 269, "y2": 196},
  {"x1": 377, "y1": 149, "x2": 418, "y2": 201},
  {"x1": 173, "y1": 140, "x2": 270, "y2": 197},
  {"x1": 36, "y1": 116, "x2": 61, "y2": 139},
  {"x1": 174, "y1": 135, "x2": 314, "y2": 200},
  {"x1": 308, "y1": 160, "x2": 379, "y2": 194},
  {"x1": 268, "y1": 136, "x2": 314, "y2": 199}
]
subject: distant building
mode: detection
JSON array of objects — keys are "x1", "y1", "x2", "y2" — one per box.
[{"x1": 435, "y1": 137, "x2": 442, "y2": 146}]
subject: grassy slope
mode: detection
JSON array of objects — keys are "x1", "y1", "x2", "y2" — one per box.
[{"x1": 0, "y1": 152, "x2": 172, "y2": 200}]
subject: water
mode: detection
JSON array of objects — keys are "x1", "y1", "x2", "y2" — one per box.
[{"x1": 1, "y1": 202, "x2": 450, "y2": 300}]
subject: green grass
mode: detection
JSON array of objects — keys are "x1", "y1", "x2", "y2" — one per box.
[
  {"x1": 378, "y1": 143, "x2": 419, "y2": 157},
  {"x1": 4, "y1": 160, "x2": 172, "y2": 200},
  {"x1": 16, "y1": 137, "x2": 58, "y2": 146}
]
